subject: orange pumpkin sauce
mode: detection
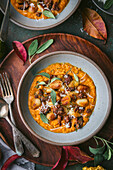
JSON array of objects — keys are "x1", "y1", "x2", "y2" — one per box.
[
  {"x1": 11, "y1": 0, "x2": 69, "y2": 20},
  {"x1": 28, "y1": 63, "x2": 96, "y2": 133}
]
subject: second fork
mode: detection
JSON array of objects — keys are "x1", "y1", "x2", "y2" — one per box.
[
  {"x1": 0, "y1": 72, "x2": 24, "y2": 156},
  {"x1": 0, "y1": 72, "x2": 40, "y2": 157}
]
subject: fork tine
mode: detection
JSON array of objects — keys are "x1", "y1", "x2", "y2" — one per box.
[
  {"x1": 0, "y1": 79, "x2": 5, "y2": 97},
  {"x1": 0, "y1": 74, "x2": 7, "y2": 96},
  {"x1": 3, "y1": 72, "x2": 10, "y2": 96},
  {"x1": 5, "y1": 72, "x2": 13, "y2": 96}
]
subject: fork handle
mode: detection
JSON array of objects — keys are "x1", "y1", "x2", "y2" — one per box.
[
  {"x1": 13, "y1": 128, "x2": 24, "y2": 156},
  {"x1": 0, "y1": 0, "x2": 10, "y2": 42},
  {"x1": 9, "y1": 104, "x2": 24, "y2": 156},
  {"x1": 5, "y1": 116, "x2": 40, "y2": 157}
]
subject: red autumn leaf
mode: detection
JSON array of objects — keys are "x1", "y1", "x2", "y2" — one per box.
[
  {"x1": 82, "y1": 8, "x2": 107, "y2": 41},
  {"x1": 12, "y1": 41, "x2": 27, "y2": 64},
  {"x1": 51, "y1": 147, "x2": 68, "y2": 170},
  {"x1": 64, "y1": 146, "x2": 93, "y2": 164},
  {"x1": 1, "y1": 154, "x2": 21, "y2": 170}
]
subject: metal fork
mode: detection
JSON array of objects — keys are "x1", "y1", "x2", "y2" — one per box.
[
  {"x1": 0, "y1": 72, "x2": 40, "y2": 157},
  {"x1": 0, "y1": 72, "x2": 24, "y2": 156}
]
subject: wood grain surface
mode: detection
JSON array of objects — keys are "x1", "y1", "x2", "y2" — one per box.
[{"x1": 0, "y1": 33, "x2": 113, "y2": 166}]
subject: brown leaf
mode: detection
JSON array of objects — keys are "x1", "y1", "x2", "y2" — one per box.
[
  {"x1": 64, "y1": 146, "x2": 94, "y2": 164},
  {"x1": 51, "y1": 147, "x2": 68, "y2": 170},
  {"x1": 82, "y1": 8, "x2": 107, "y2": 41}
]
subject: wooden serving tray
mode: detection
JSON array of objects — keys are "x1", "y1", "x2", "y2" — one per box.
[{"x1": 0, "y1": 33, "x2": 113, "y2": 166}]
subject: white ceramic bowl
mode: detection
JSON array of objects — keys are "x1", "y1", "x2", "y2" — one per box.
[
  {"x1": 17, "y1": 51, "x2": 112, "y2": 145},
  {"x1": 1, "y1": 0, "x2": 81, "y2": 30},
  {"x1": 92, "y1": 0, "x2": 113, "y2": 15}
]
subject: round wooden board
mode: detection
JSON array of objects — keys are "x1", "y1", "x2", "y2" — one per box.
[{"x1": 0, "y1": 33, "x2": 113, "y2": 167}]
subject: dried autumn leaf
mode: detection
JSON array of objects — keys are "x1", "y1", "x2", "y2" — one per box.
[
  {"x1": 64, "y1": 146, "x2": 94, "y2": 164},
  {"x1": 82, "y1": 8, "x2": 107, "y2": 41},
  {"x1": 51, "y1": 147, "x2": 68, "y2": 170},
  {"x1": 12, "y1": 41, "x2": 27, "y2": 64}
]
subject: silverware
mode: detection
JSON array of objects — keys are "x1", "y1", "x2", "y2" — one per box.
[
  {"x1": 0, "y1": 73, "x2": 40, "y2": 157},
  {"x1": 0, "y1": 0, "x2": 10, "y2": 42},
  {"x1": 0, "y1": 72, "x2": 24, "y2": 156}
]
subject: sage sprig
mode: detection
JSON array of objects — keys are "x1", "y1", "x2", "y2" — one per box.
[
  {"x1": 35, "y1": 72, "x2": 61, "y2": 105},
  {"x1": 28, "y1": 39, "x2": 38, "y2": 57},
  {"x1": 65, "y1": 68, "x2": 79, "y2": 83},
  {"x1": 36, "y1": 72, "x2": 50, "y2": 79},
  {"x1": 50, "y1": 77, "x2": 61, "y2": 83},
  {"x1": 35, "y1": 81, "x2": 46, "y2": 88},
  {"x1": 36, "y1": 39, "x2": 54, "y2": 54},
  {"x1": 89, "y1": 136, "x2": 113, "y2": 166},
  {"x1": 65, "y1": 68, "x2": 72, "y2": 75},
  {"x1": 40, "y1": 113, "x2": 49, "y2": 124},
  {"x1": 43, "y1": 10, "x2": 55, "y2": 19},
  {"x1": 50, "y1": 90, "x2": 56, "y2": 105},
  {"x1": 28, "y1": 39, "x2": 54, "y2": 64},
  {"x1": 104, "y1": 0, "x2": 113, "y2": 9},
  {"x1": 73, "y1": 73, "x2": 79, "y2": 82}
]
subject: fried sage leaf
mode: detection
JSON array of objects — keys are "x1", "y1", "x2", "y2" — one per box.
[
  {"x1": 51, "y1": 77, "x2": 61, "y2": 83},
  {"x1": 40, "y1": 113, "x2": 49, "y2": 124},
  {"x1": 36, "y1": 39, "x2": 54, "y2": 54},
  {"x1": 28, "y1": 39, "x2": 38, "y2": 57},
  {"x1": 35, "y1": 81, "x2": 46, "y2": 88},
  {"x1": 51, "y1": 90, "x2": 56, "y2": 105},
  {"x1": 82, "y1": 8, "x2": 107, "y2": 41},
  {"x1": 43, "y1": 10, "x2": 55, "y2": 19},
  {"x1": 104, "y1": 0, "x2": 113, "y2": 9},
  {"x1": 66, "y1": 68, "x2": 72, "y2": 74},
  {"x1": 36, "y1": 72, "x2": 50, "y2": 79},
  {"x1": 74, "y1": 73, "x2": 79, "y2": 82}
]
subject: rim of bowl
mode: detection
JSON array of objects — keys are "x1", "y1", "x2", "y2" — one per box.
[
  {"x1": 92, "y1": 0, "x2": 113, "y2": 16},
  {"x1": 0, "y1": 0, "x2": 81, "y2": 30},
  {"x1": 17, "y1": 51, "x2": 112, "y2": 145}
]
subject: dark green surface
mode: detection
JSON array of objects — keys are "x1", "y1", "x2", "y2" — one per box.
[{"x1": 0, "y1": 0, "x2": 113, "y2": 169}]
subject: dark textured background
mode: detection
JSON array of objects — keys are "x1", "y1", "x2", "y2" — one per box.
[{"x1": 0, "y1": 0, "x2": 113, "y2": 169}]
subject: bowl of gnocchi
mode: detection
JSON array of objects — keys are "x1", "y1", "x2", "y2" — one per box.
[
  {"x1": 1, "y1": 0, "x2": 81, "y2": 30},
  {"x1": 17, "y1": 51, "x2": 111, "y2": 145}
]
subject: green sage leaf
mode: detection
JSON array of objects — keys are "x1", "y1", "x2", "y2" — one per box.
[
  {"x1": 35, "y1": 81, "x2": 46, "y2": 88},
  {"x1": 43, "y1": 10, "x2": 55, "y2": 19},
  {"x1": 36, "y1": 72, "x2": 50, "y2": 79},
  {"x1": 104, "y1": 0, "x2": 113, "y2": 9},
  {"x1": 89, "y1": 144, "x2": 105, "y2": 155},
  {"x1": 65, "y1": 68, "x2": 72, "y2": 74},
  {"x1": 40, "y1": 113, "x2": 49, "y2": 124},
  {"x1": 51, "y1": 77, "x2": 61, "y2": 83},
  {"x1": 74, "y1": 73, "x2": 79, "y2": 82},
  {"x1": 28, "y1": 39, "x2": 38, "y2": 57},
  {"x1": 103, "y1": 148, "x2": 112, "y2": 160},
  {"x1": 36, "y1": 39, "x2": 54, "y2": 54},
  {"x1": 94, "y1": 154, "x2": 104, "y2": 166},
  {"x1": 51, "y1": 90, "x2": 56, "y2": 105}
]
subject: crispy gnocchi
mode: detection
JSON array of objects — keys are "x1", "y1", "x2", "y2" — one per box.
[{"x1": 28, "y1": 63, "x2": 96, "y2": 133}]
